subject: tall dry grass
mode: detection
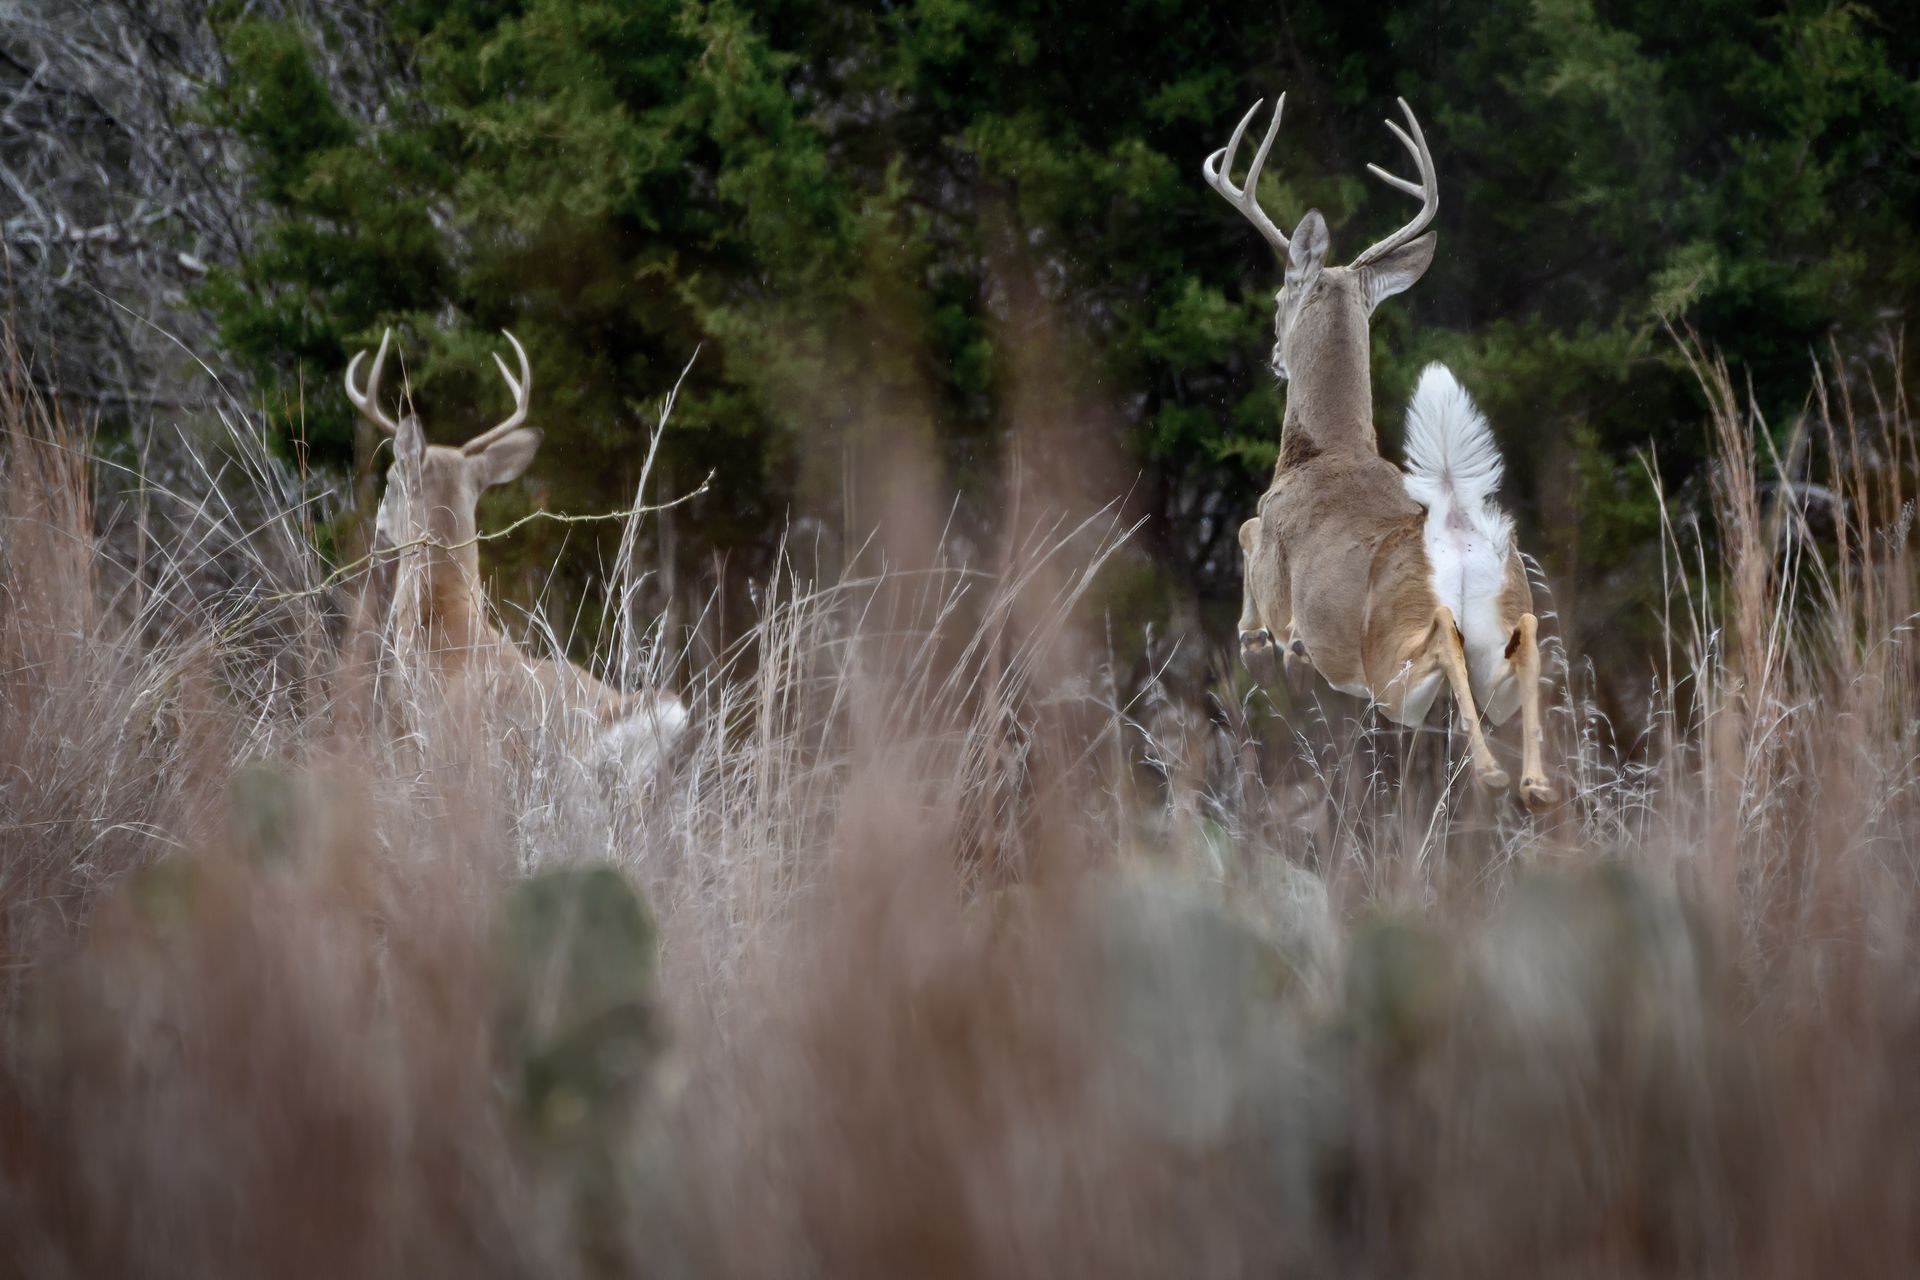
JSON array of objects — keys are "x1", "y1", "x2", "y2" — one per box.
[{"x1": 1, "y1": 314, "x2": 1918, "y2": 1277}]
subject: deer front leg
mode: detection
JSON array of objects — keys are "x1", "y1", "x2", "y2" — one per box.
[
  {"x1": 1429, "y1": 606, "x2": 1508, "y2": 791},
  {"x1": 1510, "y1": 612, "x2": 1552, "y2": 808},
  {"x1": 1281, "y1": 630, "x2": 1310, "y2": 685},
  {"x1": 1237, "y1": 517, "x2": 1280, "y2": 684}
]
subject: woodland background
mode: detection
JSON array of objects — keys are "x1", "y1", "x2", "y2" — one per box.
[{"x1": 6, "y1": 0, "x2": 1917, "y2": 707}]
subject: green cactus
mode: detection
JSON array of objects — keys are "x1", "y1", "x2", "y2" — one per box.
[
  {"x1": 493, "y1": 863, "x2": 672, "y2": 1277},
  {"x1": 1450, "y1": 862, "x2": 1728, "y2": 1269},
  {"x1": 494, "y1": 864, "x2": 666, "y2": 1141},
  {"x1": 1077, "y1": 869, "x2": 1301, "y2": 1142},
  {"x1": 120, "y1": 857, "x2": 198, "y2": 931},
  {"x1": 228, "y1": 761, "x2": 301, "y2": 864},
  {"x1": 1341, "y1": 912, "x2": 1460, "y2": 1068}
]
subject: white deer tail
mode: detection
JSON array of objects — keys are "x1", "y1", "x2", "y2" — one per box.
[
  {"x1": 1401, "y1": 362, "x2": 1513, "y2": 557},
  {"x1": 596, "y1": 690, "x2": 691, "y2": 790}
]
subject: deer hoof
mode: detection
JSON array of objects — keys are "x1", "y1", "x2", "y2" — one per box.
[
  {"x1": 1517, "y1": 774, "x2": 1555, "y2": 810},
  {"x1": 1240, "y1": 629, "x2": 1278, "y2": 684},
  {"x1": 1474, "y1": 764, "x2": 1511, "y2": 792},
  {"x1": 1283, "y1": 635, "x2": 1313, "y2": 680}
]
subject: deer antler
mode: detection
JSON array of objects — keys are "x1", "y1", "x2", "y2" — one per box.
[
  {"x1": 461, "y1": 330, "x2": 532, "y2": 455},
  {"x1": 1348, "y1": 98, "x2": 1438, "y2": 269},
  {"x1": 1203, "y1": 94, "x2": 1290, "y2": 255},
  {"x1": 344, "y1": 328, "x2": 400, "y2": 436}
]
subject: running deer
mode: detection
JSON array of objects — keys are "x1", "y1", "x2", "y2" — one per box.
[
  {"x1": 345, "y1": 329, "x2": 687, "y2": 780},
  {"x1": 1205, "y1": 94, "x2": 1550, "y2": 806}
]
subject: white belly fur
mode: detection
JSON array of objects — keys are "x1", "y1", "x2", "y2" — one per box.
[{"x1": 1377, "y1": 667, "x2": 1445, "y2": 727}]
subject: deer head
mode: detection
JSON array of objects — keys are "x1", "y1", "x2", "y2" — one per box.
[
  {"x1": 1203, "y1": 94, "x2": 1438, "y2": 447},
  {"x1": 346, "y1": 329, "x2": 544, "y2": 596}
]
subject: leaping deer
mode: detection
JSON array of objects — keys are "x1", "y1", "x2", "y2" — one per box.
[
  {"x1": 345, "y1": 329, "x2": 687, "y2": 782},
  {"x1": 1205, "y1": 94, "x2": 1551, "y2": 807}
]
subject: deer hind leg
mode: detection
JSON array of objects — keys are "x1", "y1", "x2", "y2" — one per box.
[
  {"x1": 1509, "y1": 612, "x2": 1552, "y2": 808},
  {"x1": 1390, "y1": 602, "x2": 1505, "y2": 790},
  {"x1": 1415, "y1": 605, "x2": 1508, "y2": 791}
]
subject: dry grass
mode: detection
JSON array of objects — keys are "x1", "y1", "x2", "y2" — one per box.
[{"x1": 2, "y1": 316, "x2": 1919, "y2": 1278}]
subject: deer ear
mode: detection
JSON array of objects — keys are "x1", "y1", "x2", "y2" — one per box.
[
  {"x1": 470, "y1": 427, "x2": 543, "y2": 488},
  {"x1": 394, "y1": 415, "x2": 426, "y2": 468},
  {"x1": 1361, "y1": 230, "x2": 1436, "y2": 310},
  {"x1": 1287, "y1": 209, "x2": 1330, "y2": 279}
]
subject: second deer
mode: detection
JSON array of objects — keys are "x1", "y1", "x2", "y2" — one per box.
[
  {"x1": 345, "y1": 329, "x2": 687, "y2": 783},
  {"x1": 1205, "y1": 93, "x2": 1551, "y2": 807}
]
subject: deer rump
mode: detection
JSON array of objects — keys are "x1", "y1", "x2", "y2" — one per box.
[
  {"x1": 1261, "y1": 364, "x2": 1527, "y2": 728},
  {"x1": 1400, "y1": 363, "x2": 1527, "y2": 724}
]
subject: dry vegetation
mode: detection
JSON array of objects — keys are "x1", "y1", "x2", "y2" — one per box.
[{"x1": 2, "y1": 316, "x2": 1919, "y2": 1278}]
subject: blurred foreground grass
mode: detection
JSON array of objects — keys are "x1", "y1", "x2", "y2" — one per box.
[{"x1": 2, "y1": 325, "x2": 1918, "y2": 1277}]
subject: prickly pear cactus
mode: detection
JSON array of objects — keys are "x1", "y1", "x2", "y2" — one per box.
[
  {"x1": 493, "y1": 863, "x2": 673, "y2": 1277},
  {"x1": 1341, "y1": 912, "x2": 1460, "y2": 1067},
  {"x1": 1077, "y1": 868, "x2": 1300, "y2": 1142},
  {"x1": 118, "y1": 856, "x2": 199, "y2": 931},
  {"x1": 228, "y1": 762, "x2": 300, "y2": 864},
  {"x1": 493, "y1": 863, "x2": 666, "y2": 1140},
  {"x1": 1456, "y1": 862, "x2": 1728, "y2": 1264}
]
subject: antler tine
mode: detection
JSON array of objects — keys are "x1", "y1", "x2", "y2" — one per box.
[
  {"x1": 1351, "y1": 97, "x2": 1439, "y2": 268},
  {"x1": 1202, "y1": 94, "x2": 1291, "y2": 254},
  {"x1": 344, "y1": 328, "x2": 400, "y2": 436},
  {"x1": 462, "y1": 329, "x2": 533, "y2": 455}
]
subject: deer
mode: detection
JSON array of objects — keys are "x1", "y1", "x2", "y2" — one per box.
[
  {"x1": 1205, "y1": 93, "x2": 1551, "y2": 808},
  {"x1": 344, "y1": 328, "x2": 688, "y2": 783}
]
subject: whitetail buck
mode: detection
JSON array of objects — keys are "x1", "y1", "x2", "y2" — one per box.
[
  {"x1": 345, "y1": 329, "x2": 687, "y2": 780},
  {"x1": 1206, "y1": 94, "x2": 1551, "y2": 807}
]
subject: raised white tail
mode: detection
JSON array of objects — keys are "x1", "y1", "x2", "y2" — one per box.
[
  {"x1": 1402, "y1": 363, "x2": 1517, "y2": 710},
  {"x1": 1403, "y1": 362, "x2": 1509, "y2": 525},
  {"x1": 595, "y1": 691, "x2": 691, "y2": 791}
]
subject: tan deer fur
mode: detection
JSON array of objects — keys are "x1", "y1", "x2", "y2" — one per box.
[
  {"x1": 348, "y1": 330, "x2": 686, "y2": 774},
  {"x1": 1209, "y1": 95, "x2": 1550, "y2": 806}
]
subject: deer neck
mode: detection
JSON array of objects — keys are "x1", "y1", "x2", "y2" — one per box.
[
  {"x1": 1279, "y1": 299, "x2": 1377, "y2": 460},
  {"x1": 418, "y1": 557, "x2": 505, "y2": 659}
]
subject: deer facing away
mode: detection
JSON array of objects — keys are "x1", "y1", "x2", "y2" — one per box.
[
  {"x1": 345, "y1": 330, "x2": 687, "y2": 781},
  {"x1": 1206, "y1": 94, "x2": 1551, "y2": 807}
]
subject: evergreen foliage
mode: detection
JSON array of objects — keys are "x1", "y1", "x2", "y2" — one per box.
[{"x1": 202, "y1": 0, "x2": 1920, "y2": 662}]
